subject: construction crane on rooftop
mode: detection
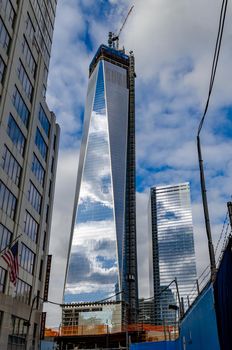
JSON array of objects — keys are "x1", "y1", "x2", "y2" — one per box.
[{"x1": 108, "y1": 5, "x2": 134, "y2": 50}]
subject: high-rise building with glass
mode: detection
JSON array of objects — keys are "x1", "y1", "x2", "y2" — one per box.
[
  {"x1": 148, "y1": 183, "x2": 197, "y2": 325},
  {"x1": 63, "y1": 43, "x2": 138, "y2": 327},
  {"x1": 0, "y1": 0, "x2": 59, "y2": 348}
]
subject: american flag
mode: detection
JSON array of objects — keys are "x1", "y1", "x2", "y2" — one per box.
[{"x1": 2, "y1": 241, "x2": 19, "y2": 286}]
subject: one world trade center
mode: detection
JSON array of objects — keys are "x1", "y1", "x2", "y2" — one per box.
[{"x1": 63, "y1": 39, "x2": 138, "y2": 326}]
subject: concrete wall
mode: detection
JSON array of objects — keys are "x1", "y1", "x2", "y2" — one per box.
[{"x1": 179, "y1": 284, "x2": 220, "y2": 350}]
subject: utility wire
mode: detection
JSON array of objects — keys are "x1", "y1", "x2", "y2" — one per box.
[
  {"x1": 197, "y1": 0, "x2": 228, "y2": 279},
  {"x1": 198, "y1": 0, "x2": 228, "y2": 136}
]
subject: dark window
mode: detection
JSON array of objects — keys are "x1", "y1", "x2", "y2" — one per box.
[
  {"x1": 17, "y1": 60, "x2": 33, "y2": 101},
  {"x1": 22, "y1": 36, "x2": 36, "y2": 77},
  {"x1": 38, "y1": 105, "x2": 50, "y2": 136},
  {"x1": 0, "y1": 180, "x2": 17, "y2": 219},
  {"x1": 0, "y1": 0, "x2": 15, "y2": 27},
  {"x1": 35, "y1": 128, "x2": 47, "y2": 160},
  {"x1": 20, "y1": 243, "x2": 35, "y2": 274},
  {"x1": 1, "y1": 145, "x2": 22, "y2": 186},
  {"x1": 25, "y1": 13, "x2": 35, "y2": 41},
  {"x1": 32, "y1": 153, "x2": 45, "y2": 186},
  {"x1": 8, "y1": 315, "x2": 27, "y2": 346},
  {"x1": 23, "y1": 211, "x2": 38, "y2": 242},
  {"x1": 28, "y1": 181, "x2": 42, "y2": 213},
  {"x1": 7, "y1": 115, "x2": 26, "y2": 156},
  {"x1": 0, "y1": 18, "x2": 10, "y2": 52},
  {"x1": 14, "y1": 279, "x2": 31, "y2": 304},
  {"x1": 0, "y1": 223, "x2": 12, "y2": 251},
  {"x1": 42, "y1": 231, "x2": 46, "y2": 251},
  {"x1": 39, "y1": 259, "x2": 43, "y2": 281},
  {"x1": 36, "y1": 290, "x2": 40, "y2": 309},
  {"x1": 53, "y1": 134, "x2": 56, "y2": 150},
  {"x1": 0, "y1": 55, "x2": 5, "y2": 83},
  {"x1": 46, "y1": 204, "x2": 49, "y2": 223},
  {"x1": 12, "y1": 86, "x2": 30, "y2": 127},
  {"x1": 42, "y1": 84, "x2": 46, "y2": 98},
  {"x1": 0, "y1": 266, "x2": 6, "y2": 293},
  {"x1": 51, "y1": 156, "x2": 54, "y2": 173},
  {"x1": 48, "y1": 180, "x2": 52, "y2": 197}
]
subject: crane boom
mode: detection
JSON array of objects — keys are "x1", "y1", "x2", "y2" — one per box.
[
  {"x1": 117, "y1": 5, "x2": 134, "y2": 38},
  {"x1": 108, "y1": 5, "x2": 134, "y2": 50}
]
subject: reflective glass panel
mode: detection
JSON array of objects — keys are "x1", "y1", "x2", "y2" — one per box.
[
  {"x1": 64, "y1": 61, "x2": 119, "y2": 303},
  {"x1": 149, "y1": 183, "x2": 197, "y2": 325}
]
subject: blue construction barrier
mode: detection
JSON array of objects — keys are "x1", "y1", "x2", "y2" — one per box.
[
  {"x1": 41, "y1": 340, "x2": 57, "y2": 350},
  {"x1": 131, "y1": 340, "x2": 180, "y2": 350},
  {"x1": 180, "y1": 283, "x2": 220, "y2": 350},
  {"x1": 214, "y1": 236, "x2": 232, "y2": 350}
]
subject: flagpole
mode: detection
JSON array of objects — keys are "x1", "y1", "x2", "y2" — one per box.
[{"x1": 0, "y1": 233, "x2": 22, "y2": 256}]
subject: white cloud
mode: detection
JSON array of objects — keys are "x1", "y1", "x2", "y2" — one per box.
[{"x1": 45, "y1": 0, "x2": 232, "y2": 327}]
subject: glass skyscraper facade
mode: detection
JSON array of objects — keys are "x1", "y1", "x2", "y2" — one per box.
[
  {"x1": 63, "y1": 45, "x2": 138, "y2": 325},
  {"x1": 149, "y1": 182, "x2": 197, "y2": 325}
]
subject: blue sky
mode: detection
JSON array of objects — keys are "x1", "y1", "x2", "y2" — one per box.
[{"x1": 44, "y1": 0, "x2": 232, "y2": 326}]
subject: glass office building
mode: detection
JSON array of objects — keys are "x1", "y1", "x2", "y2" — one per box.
[
  {"x1": 149, "y1": 183, "x2": 197, "y2": 325},
  {"x1": 63, "y1": 45, "x2": 138, "y2": 324}
]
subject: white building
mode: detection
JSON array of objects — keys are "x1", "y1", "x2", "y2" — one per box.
[{"x1": 0, "y1": 0, "x2": 59, "y2": 348}]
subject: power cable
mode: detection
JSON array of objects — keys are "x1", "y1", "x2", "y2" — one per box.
[
  {"x1": 198, "y1": 0, "x2": 228, "y2": 136},
  {"x1": 197, "y1": 0, "x2": 228, "y2": 279}
]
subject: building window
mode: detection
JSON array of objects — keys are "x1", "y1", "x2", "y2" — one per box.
[
  {"x1": 1, "y1": 145, "x2": 22, "y2": 186},
  {"x1": 35, "y1": 128, "x2": 47, "y2": 160},
  {"x1": 48, "y1": 180, "x2": 52, "y2": 197},
  {"x1": 51, "y1": 156, "x2": 54, "y2": 173},
  {"x1": 12, "y1": 86, "x2": 30, "y2": 127},
  {"x1": 39, "y1": 259, "x2": 43, "y2": 280},
  {"x1": 22, "y1": 36, "x2": 36, "y2": 77},
  {"x1": 25, "y1": 13, "x2": 35, "y2": 41},
  {"x1": 0, "y1": 267, "x2": 6, "y2": 293},
  {"x1": 53, "y1": 134, "x2": 56, "y2": 151},
  {"x1": 0, "y1": 223, "x2": 12, "y2": 251},
  {"x1": 28, "y1": 181, "x2": 42, "y2": 213},
  {"x1": 15, "y1": 279, "x2": 31, "y2": 304},
  {"x1": 0, "y1": 0, "x2": 15, "y2": 28},
  {"x1": 23, "y1": 211, "x2": 38, "y2": 242},
  {"x1": 38, "y1": 105, "x2": 50, "y2": 137},
  {"x1": 0, "y1": 18, "x2": 10, "y2": 52},
  {"x1": 0, "y1": 55, "x2": 5, "y2": 83},
  {"x1": 7, "y1": 115, "x2": 26, "y2": 156},
  {"x1": 0, "y1": 180, "x2": 17, "y2": 219},
  {"x1": 32, "y1": 153, "x2": 45, "y2": 186},
  {"x1": 42, "y1": 231, "x2": 46, "y2": 251},
  {"x1": 17, "y1": 60, "x2": 33, "y2": 101},
  {"x1": 20, "y1": 243, "x2": 35, "y2": 274},
  {"x1": 9, "y1": 315, "x2": 27, "y2": 346},
  {"x1": 46, "y1": 204, "x2": 49, "y2": 223}
]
